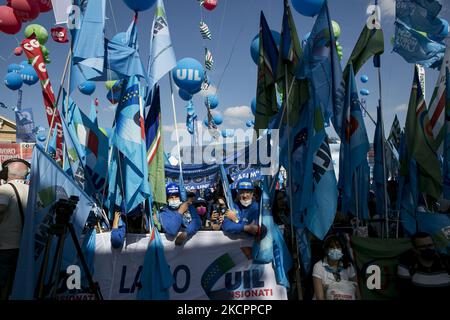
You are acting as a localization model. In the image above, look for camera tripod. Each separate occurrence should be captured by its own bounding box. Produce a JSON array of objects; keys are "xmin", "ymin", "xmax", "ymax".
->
[{"xmin": 35, "ymin": 196, "xmax": 103, "ymax": 300}]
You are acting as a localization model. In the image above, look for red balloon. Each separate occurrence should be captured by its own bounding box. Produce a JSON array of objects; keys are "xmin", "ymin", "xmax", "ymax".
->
[
  {"xmin": 0, "ymin": 6, "xmax": 22, "ymax": 34},
  {"xmin": 203, "ymin": 0, "xmax": 217, "ymax": 11},
  {"xmin": 14, "ymin": 46, "xmax": 23, "ymax": 56},
  {"xmin": 37, "ymin": 0, "xmax": 52, "ymax": 13},
  {"xmin": 10, "ymin": 0, "xmax": 40, "ymax": 22}
]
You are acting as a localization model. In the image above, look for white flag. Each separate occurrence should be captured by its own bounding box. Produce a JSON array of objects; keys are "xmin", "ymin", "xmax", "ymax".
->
[{"xmin": 147, "ymin": 0, "xmax": 177, "ymax": 91}]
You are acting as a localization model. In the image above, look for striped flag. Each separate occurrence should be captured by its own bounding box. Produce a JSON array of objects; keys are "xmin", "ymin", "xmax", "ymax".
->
[
  {"xmin": 199, "ymin": 21, "xmax": 212, "ymax": 40},
  {"xmin": 205, "ymin": 47, "xmax": 214, "ymax": 70},
  {"xmin": 145, "ymin": 86, "xmax": 166, "ymax": 205},
  {"xmin": 428, "ymin": 46, "xmax": 450, "ymax": 154},
  {"xmin": 388, "ymin": 114, "xmax": 401, "ymax": 151}
]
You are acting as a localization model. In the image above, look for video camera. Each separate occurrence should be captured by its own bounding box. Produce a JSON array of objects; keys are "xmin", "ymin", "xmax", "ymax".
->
[{"xmin": 54, "ymin": 196, "xmax": 79, "ymax": 225}]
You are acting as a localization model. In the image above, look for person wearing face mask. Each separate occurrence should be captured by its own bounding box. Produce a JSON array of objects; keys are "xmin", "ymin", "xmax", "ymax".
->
[
  {"xmin": 221, "ymin": 179, "xmax": 260, "ymax": 236},
  {"xmin": 397, "ymin": 232, "xmax": 450, "ymax": 300},
  {"xmin": 160, "ymin": 183, "xmax": 201, "ymax": 246},
  {"xmin": 312, "ymin": 234, "xmax": 360, "ymax": 300},
  {"xmin": 193, "ymin": 197, "xmax": 208, "ymax": 228}
]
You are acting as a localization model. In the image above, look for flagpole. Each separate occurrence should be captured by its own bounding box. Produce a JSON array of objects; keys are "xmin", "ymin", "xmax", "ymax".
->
[
  {"xmin": 169, "ymin": 73, "xmax": 185, "ymax": 193},
  {"xmin": 376, "ymin": 61, "xmax": 389, "ymax": 239},
  {"xmin": 45, "ymin": 49, "xmax": 72, "ymax": 153},
  {"xmin": 374, "ymin": 0, "xmax": 389, "ymax": 240},
  {"xmin": 284, "ymin": 63, "xmax": 303, "ymax": 300}
]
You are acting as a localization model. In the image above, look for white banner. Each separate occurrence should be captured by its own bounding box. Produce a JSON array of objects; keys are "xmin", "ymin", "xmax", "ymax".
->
[
  {"xmin": 51, "ymin": 0, "xmax": 72, "ymax": 25},
  {"xmin": 93, "ymin": 231, "xmax": 288, "ymax": 300}
]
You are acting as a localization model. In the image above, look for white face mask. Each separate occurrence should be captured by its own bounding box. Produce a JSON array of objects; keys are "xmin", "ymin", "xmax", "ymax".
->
[
  {"xmin": 168, "ymin": 199, "xmax": 182, "ymax": 209},
  {"xmin": 240, "ymin": 199, "xmax": 252, "ymax": 207}
]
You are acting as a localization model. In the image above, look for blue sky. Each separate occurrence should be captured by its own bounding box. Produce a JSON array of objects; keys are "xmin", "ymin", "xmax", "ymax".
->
[{"xmin": 0, "ymin": 0, "xmax": 449, "ymax": 152}]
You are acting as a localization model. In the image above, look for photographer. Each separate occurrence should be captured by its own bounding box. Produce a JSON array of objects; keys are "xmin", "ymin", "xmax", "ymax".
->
[
  {"xmin": 0, "ymin": 158, "xmax": 30, "ymax": 300},
  {"xmin": 210, "ymin": 196, "xmax": 228, "ymax": 231}
]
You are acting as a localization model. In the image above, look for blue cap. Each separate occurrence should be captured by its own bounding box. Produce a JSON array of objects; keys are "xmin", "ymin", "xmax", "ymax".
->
[
  {"xmin": 166, "ymin": 182, "xmax": 180, "ymax": 196},
  {"xmin": 236, "ymin": 178, "xmax": 254, "ymax": 190}
]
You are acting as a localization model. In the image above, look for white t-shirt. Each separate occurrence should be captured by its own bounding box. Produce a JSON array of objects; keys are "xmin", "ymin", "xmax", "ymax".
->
[
  {"xmin": 312, "ymin": 259, "xmax": 357, "ymax": 300},
  {"xmin": 0, "ymin": 180, "xmax": 29, "ymax": 250}
]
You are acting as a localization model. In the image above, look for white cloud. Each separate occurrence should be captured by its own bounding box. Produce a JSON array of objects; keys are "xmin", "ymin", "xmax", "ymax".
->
[
  {"xmin": 200, "ymin": 85, "xmax": 217, "ymax": 97},
  {"xmin": 379, "ymin": 0, "xmax": 396, "ymax": 18},
  {"xmin": 394, "ymin": 103, "xmax": 407, "ymax": 112},
  {"xmin": 223, "ymin": 106, "xmax": 252, "ymax": 118}
]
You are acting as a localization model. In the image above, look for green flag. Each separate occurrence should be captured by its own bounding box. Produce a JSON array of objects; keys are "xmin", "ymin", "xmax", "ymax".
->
[
  {"xmin": 275, "ymin": 0, "xmax": 308, "ymax": 125},
  {"xmin": 351, "ymin": 236, "xmax": 412, "ymax": 300},
  {"xmin": 254, "ymin": 11, "xmax": 279, "ymax": 132},
  {"xmin": 405, "ymin": 65, "xmax": 442, "ymax": 200},
  {"xmin": 343, "ymin": 26, "xmax": 384, "ymax": 80}
]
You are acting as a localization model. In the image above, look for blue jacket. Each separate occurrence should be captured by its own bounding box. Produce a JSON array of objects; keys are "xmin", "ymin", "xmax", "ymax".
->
[
  {"xmin": 222, "ymin": 201, "xmax": 259, "ymax": 234},
  {"xmin": 111, "ymin": 218, "xmax": 126, "ymax": 249},
  {"xmin": 160, "ymin": 204, "xmax": 201, "ymax": 238}
]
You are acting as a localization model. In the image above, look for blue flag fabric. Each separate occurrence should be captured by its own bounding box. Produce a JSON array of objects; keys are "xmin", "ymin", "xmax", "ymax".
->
[
  {"xmin": 62, "ymin": 90, "xmax": 109, "ymax": 199},
  {"xmin": 15, "ymin": 108, "xmax": 36, "ymax": 143},
  {"xmin": 297, "ymin": 3, "xmax": 345, "ymax": 131},
  {"xmin": 137, "ymin": 227, "xmax": 174, "ymax": 300},
  {"xmin": 396, "ymin": 0, "xmax": 446, "ymax": 40},
  {"xmin": 252, "ymin": 177, "xmax": 292, "ymax": 288},
  {"xmin": 146, "ymin": 0, "xmax": 177, "ymax": 99},
  {"xmin": 109, "ymin": 76, "xmax": 151, "ymax": 214},
  {"xmin": 393, "ymin": 20, "xmax": 446, "ymax": 69},
  {"xmin": 443, "ymin": 67, "xmax": 450, "ymax": 199},
  {"xmin": 11, "ymin": 145, "xmax": 95, "ymax": 299},
  {"xmin": 303, "ymin": 138, "xmax": 338, "ymax": 240},
  {"xmin": 70, "ymin": 0, "xmax": 106, "ymax": 92},
  {"xmin": 374, "ymin": 106, "xmax": 387, "ymax": 216},
  {"xmin": 402, "ymin": 210, "xmax": 450, "ymax": 254},
  {"xmin": 80, "ymin": 228, "xmax": 96, "ymax": 288},
  {"xmin": 397, "ymin": 132, "xmax": 419, "ymax": 220},
  {"xmin": 296, "ymin": 226, "xmax": 312, "ymax": 274},
  {"xmin": 339, "ymin": 65, "xmax": 370, "ymax": 219}
]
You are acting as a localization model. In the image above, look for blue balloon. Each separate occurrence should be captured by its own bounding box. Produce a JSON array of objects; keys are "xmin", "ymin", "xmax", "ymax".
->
[
  {"xmin": 360, "ymin": 89, "xmax": 370, "ymax": 96},
  {"xmin": 206, "ymin": 95, "xmax": 219, "ymax": 109},
  {"xmin": 4, "ymin": 72, "xmax": 23, "ymax": 91},
  {"xmin": 78, "ymin": 81, "xmax": 96, "ymax": 95},
  {"xmin": 179, "ymin": 88, "xmax": 192, "ymax": 101},
  {"xmin": 7, "ymin": 64, "xmax": 21, "ymax": 73},
  {"xmin": 360, "ymin": 75, "xmax": 369, "ymax": 83},
  {"xmin": 203, "ymin": 119, "xmax": 209, "ymax": 127},
  {"xmin": 123, "ymin": 0, "xmax": 156, "ymax": 12},
  {"xmin": 251, "ymin": 97, "xmax": 256, "ymax": 115},
  {"xmin": 246, "ymin": 120, "xmax": 254, "ymax": 128},
  {"xmin": 172, "ymin": 58, "xmax": 205, "ymax": 95},
  {"xmin": 212, "ymin": 113, "xmax": 223, "ymax": 125},
  {"xmin": 20, "ymin": 66, "xmax": 39, "ymax": 85},
  {"xmin": 291, "ymin": 0, "xmax": 325, "ymax": 17},
  {"xmin": 250, "ymin": 30, "xmax": 281, "ymax": 64},
  {"xmin": 37, "ymin": 134, "xmax": 47, "ymax": 142}
]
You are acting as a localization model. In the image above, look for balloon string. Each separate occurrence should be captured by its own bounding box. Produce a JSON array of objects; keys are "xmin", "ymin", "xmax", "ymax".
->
[
  {"xmin": 214, "ymin": 0, "xmax": 228, "ymax": 63},
  {"xmin": 107, "ymin": 0, "xmax": 119, "ymax": 35},
  {"xmin": 216, "ymin": 0, "xmax": 256, "ymax": 93}
]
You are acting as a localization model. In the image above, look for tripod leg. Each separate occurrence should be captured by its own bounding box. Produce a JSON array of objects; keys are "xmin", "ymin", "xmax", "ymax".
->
[
  {"xmin": 35, "ymin": 232, "xmax": 55, "ymax": 299},
  {"xmin": 68, "ymin": 224, "xmax": 103, "ymax": 300},
  {"xmin": 48, "ymin": 226, "xmax": 68, "ymax": 299}
]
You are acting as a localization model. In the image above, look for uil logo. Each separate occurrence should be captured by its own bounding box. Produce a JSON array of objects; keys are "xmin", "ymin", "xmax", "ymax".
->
[{"xmin": 176, "ymin": 69, "xmax": 202, "ymax": 82}]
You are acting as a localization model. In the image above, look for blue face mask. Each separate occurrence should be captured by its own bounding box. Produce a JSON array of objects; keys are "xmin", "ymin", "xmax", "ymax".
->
[{"xmin": 328, "ymin": 248, "xmax": 343, "ymax": 261}]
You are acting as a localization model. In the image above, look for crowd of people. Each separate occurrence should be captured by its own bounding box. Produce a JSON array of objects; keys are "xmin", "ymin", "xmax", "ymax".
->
[{"xmin": 0, "ymin": 158, "xmax": 449, "ymax": 300}]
